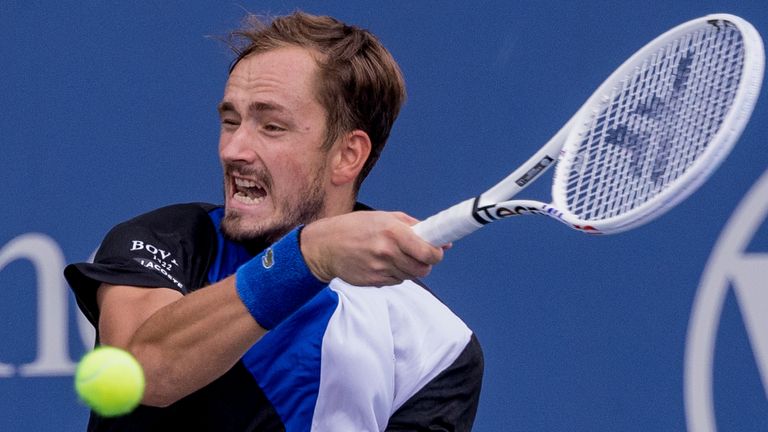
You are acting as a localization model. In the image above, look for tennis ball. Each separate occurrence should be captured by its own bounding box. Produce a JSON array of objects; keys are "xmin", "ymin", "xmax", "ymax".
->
[{"xmin": 75, "ymin": 346, "xmax": 145, "ymax": 417}]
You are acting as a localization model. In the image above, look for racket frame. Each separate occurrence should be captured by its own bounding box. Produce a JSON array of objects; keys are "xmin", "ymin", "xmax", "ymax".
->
[
  {"xmin": 413, "ymin": 13, "xmax": 765, "ymax": 245},
  {"xmin": 551, "ymin": 13, "xmax": 765, "ymax": 234}
]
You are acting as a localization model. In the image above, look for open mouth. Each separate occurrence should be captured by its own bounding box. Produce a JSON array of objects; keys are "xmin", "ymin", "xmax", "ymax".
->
[{"xmin": 233, "ymin": 177, "xmax": 267, "ymax": 205}]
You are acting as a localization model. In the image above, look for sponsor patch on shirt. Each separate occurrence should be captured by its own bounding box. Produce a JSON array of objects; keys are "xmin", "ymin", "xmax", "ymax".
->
[{"xmin": 129, "ymin": 240, "xmax": 183, "ymax": 289}]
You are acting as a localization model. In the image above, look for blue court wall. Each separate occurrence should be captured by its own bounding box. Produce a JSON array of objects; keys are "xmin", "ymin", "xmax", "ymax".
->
[{"xmin": 1, "ymin": 1, "xmax": 767, "ymax": 430}]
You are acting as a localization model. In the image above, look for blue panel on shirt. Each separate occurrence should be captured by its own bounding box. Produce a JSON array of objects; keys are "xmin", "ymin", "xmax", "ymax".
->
[
  {"xmin": 243, "ymin": 288, "xmax": 338, "ymax": 431},
  {"xmin": 207, "ymin": 208, "xmax": 338, "ymax": 431},
  {"xmin": 206, "ymin": 207, "xmax": 254, "ymax": 283}
]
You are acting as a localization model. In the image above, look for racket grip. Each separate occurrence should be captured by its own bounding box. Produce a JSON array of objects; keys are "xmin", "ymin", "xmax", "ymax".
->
[{"xmin": 412, "ymin": 198, "xmax": 483, "ymax": 246}]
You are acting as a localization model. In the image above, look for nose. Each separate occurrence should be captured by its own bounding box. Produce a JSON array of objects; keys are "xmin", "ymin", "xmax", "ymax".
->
[{"xmin": 219, "ymin": 125, "xmax": 259, "ymax": 165}]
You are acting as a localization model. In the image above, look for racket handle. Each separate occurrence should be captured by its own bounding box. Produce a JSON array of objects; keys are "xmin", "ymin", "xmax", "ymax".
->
[{"xmin": 412, "ymin": 198, "xmax": 483, "ymax": 246}]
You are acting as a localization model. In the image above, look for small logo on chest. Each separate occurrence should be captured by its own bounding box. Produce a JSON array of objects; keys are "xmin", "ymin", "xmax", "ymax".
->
[{"xmin": 262, "ymin": 248, "xmax": 274, "ymax": 269}]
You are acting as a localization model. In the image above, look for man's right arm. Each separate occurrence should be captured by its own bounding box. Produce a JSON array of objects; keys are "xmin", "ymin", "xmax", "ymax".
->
[
  {"xmin": 97, "ymin": 276, "xmax": 265, "ymax": 407},
  {"xmin": 93, "ymin": 210, "xmax": 445, "ymax": 407}
]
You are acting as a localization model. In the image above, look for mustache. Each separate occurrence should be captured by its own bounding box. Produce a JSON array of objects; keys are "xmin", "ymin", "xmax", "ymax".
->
[{"xmin": 224, "ymin": 163, "xmax": 273, "ymax": 191}]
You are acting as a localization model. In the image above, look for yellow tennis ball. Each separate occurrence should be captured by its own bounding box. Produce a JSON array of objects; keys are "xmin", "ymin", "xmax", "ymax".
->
[{"xmin": 75, "ymin": 346, "xmax": 145, "ymax": 417}]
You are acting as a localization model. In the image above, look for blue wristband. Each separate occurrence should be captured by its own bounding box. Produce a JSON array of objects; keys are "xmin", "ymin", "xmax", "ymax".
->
[{"xmin": 235, "ymin": 226, "xmax": 327, "ymax": 329}]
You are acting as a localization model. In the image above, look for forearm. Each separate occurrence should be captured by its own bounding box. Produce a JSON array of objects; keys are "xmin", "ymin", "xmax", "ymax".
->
[
  {"xmin": 97, "ymin": 213, "xmax": 444, "ymax": 407},
  {"xmin": 119, "ymin": 227, "xmax": 324, "ymax": 406},
  {"xmin": 126, "ymin": 276, "xmax": 265, "ymax": 406}
]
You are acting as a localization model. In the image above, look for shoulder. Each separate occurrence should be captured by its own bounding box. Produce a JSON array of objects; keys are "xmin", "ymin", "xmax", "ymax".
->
[
  {"xmin": 112, "ymin": 202, "xmax": 219, "ymax": 232},
  {"xmin": 326, "ymin": 278, "xmax": 476, "ymax": 386},
  {"xmin": 329, "ymin": 278, "xmax": 472, "ymax": 341},
  {"xmin": 95, "ymin": 202, "xmax": 221, "ymax": 281},
  {"xmin": 64, "ymin": 203, "xmax": 222, "ymax": 325},
  {"xmin": 100, "ymin": 202, "xmax": 220, "ymax": 254},
  {"xmin": 314, "ymin": 280, "xmax": 481, "ymax": 429}
]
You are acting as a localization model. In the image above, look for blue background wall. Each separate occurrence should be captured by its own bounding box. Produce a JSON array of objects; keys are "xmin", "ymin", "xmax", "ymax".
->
[{"xmin": 1, "ymin": 1, "xmax": 766, "ymax": 430}]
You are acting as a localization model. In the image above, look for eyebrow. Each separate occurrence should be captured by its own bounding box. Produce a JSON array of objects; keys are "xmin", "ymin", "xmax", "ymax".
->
[
  {"xmin": 216, "ymin": 101, "xmax": 289, "ymax": 116},
  {"xmin": 248, "ymin": 101, "xmax": 288, "ymax": 115},
  {"xmin": 217, "ymin": 101, "xmax": 235, "ymax": 115}
]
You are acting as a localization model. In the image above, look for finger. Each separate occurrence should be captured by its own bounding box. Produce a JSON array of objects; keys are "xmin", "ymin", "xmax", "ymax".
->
[
  {"xmin": 390, "ymin": 211, "xmax": 420, "ymax": 226},
  {"xmin": 381, "ymin": 276, "xmax": 405, "ymax": 287},
  {"xmin": 370, "ymin": 271, "xmax": 405, "ymax": 288},
  {"xmin": 389, "ymin": 250, "xmax": 435, "ymax": 280},
  {"xmin": 396, "ymin": 228, "xmax": 444, "ymax": 266},
  {"xmin": 390, "ymin": 212, "xmax": 452, "ymax": 250}
]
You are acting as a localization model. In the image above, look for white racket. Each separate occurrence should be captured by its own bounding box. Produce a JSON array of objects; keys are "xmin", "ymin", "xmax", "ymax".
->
[{"xmin": 413, "ymin": 13, "xmax": 765, "ymax": 245}]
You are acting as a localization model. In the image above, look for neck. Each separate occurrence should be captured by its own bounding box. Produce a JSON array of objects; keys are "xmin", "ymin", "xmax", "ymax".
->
[{"xmin": 321, "ymin": 188, "xmax": 357, "ymax": 218}]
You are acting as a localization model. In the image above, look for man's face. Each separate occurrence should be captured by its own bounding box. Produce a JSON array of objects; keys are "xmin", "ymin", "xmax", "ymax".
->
[{"xmin": 218, "ymin": 46, "xmax": 332, "ymax": 243}]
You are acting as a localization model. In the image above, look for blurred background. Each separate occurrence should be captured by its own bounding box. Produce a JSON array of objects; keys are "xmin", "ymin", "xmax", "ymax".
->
[{"xmin": 1, "ymin": 1, "xmax": 766, "ymax": 430}]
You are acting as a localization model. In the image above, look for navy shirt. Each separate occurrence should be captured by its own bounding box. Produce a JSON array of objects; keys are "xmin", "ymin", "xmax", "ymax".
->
[{"xmin": 65, "ymin": 203, "xmax": 483, "ymax": 431}]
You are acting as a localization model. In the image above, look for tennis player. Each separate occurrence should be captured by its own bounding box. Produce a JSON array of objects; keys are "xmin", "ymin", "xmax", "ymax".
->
[{"xmin": 65, "ymin": 11, "xmax": 483, "ymax": 431}]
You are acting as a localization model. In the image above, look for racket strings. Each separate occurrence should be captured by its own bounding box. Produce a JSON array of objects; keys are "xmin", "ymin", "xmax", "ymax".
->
[{"xmin": 562, "ymin": 21, "xmax": 745, "ymax": 221}]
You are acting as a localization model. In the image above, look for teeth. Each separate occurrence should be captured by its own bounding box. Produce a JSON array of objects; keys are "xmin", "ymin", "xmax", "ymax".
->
[
  {"xmin": 232, "ymin": 177, "xmax": 266, "ymax": 205},
  {"xmin": 234, "ymin": 192, "xmax": 265, "ymax": 205},
  {"xmin": 235, "ymin": 178, "xmax": 258, "ymax": 188}
]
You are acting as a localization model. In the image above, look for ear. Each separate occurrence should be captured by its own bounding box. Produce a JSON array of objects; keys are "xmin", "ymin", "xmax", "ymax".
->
[{"xmin": 329, "ymin": 130, "xmax": 371, "ymax": 186}]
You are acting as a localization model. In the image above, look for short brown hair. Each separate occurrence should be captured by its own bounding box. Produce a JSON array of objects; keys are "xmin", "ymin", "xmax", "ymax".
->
[{"xmin": 226, "ymin": 11, "xmax": 406, "ymax": 191}]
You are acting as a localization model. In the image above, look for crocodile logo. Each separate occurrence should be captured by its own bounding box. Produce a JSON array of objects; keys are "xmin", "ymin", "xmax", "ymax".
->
[{"xmin": 262, "ymin": 248, "xmax": 274, "ymax": 269}]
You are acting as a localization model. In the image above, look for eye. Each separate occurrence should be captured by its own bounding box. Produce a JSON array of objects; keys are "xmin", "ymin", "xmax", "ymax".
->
[
  {"xmin": 220, "ymin": 118, "xmax": 240, "ymax": 130},
  {"xmin": 263, "ymin": 123, "xmax": 286, "ymax": 133}
]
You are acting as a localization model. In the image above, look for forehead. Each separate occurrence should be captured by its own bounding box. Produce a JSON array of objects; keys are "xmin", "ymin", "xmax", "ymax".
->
[{"xmin": 223, "ymin": 46, "xmax": 322, "ymax": 110}]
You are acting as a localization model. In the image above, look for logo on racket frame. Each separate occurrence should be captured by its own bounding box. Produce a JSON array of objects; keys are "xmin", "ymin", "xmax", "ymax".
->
[
  {"xmin": 515, "ymin": 156, "xmax": 554, "ymax": 187},
  {"xmin": 470, "ymin": 197, "xmax": 599, "ymax": 233}
]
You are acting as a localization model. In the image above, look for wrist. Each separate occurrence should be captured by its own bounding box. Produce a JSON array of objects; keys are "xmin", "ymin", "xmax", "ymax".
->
[
  {"xmin": 235, "ymin": 226, "xmax": 327, "ymax": 329},
  {"xmin": 298, "ymin": 221, "xmax": 333, "ymax": 283}
]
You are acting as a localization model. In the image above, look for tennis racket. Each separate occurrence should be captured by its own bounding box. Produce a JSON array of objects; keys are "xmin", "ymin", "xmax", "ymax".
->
[{"xmin": 413, "ymin": 13, "xmax": 765, "ymax": 245}]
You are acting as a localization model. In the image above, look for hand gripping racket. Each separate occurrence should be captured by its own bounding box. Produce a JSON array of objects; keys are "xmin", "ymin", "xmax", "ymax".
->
[{"xmin": 413, "ymin": 13, "xmax": 764, "ymax": 245}]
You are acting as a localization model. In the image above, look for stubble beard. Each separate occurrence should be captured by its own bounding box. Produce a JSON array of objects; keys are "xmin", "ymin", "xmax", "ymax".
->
[{"xmin": 220, "ymin": 164, "xmax": 327, "ymax": 245}]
